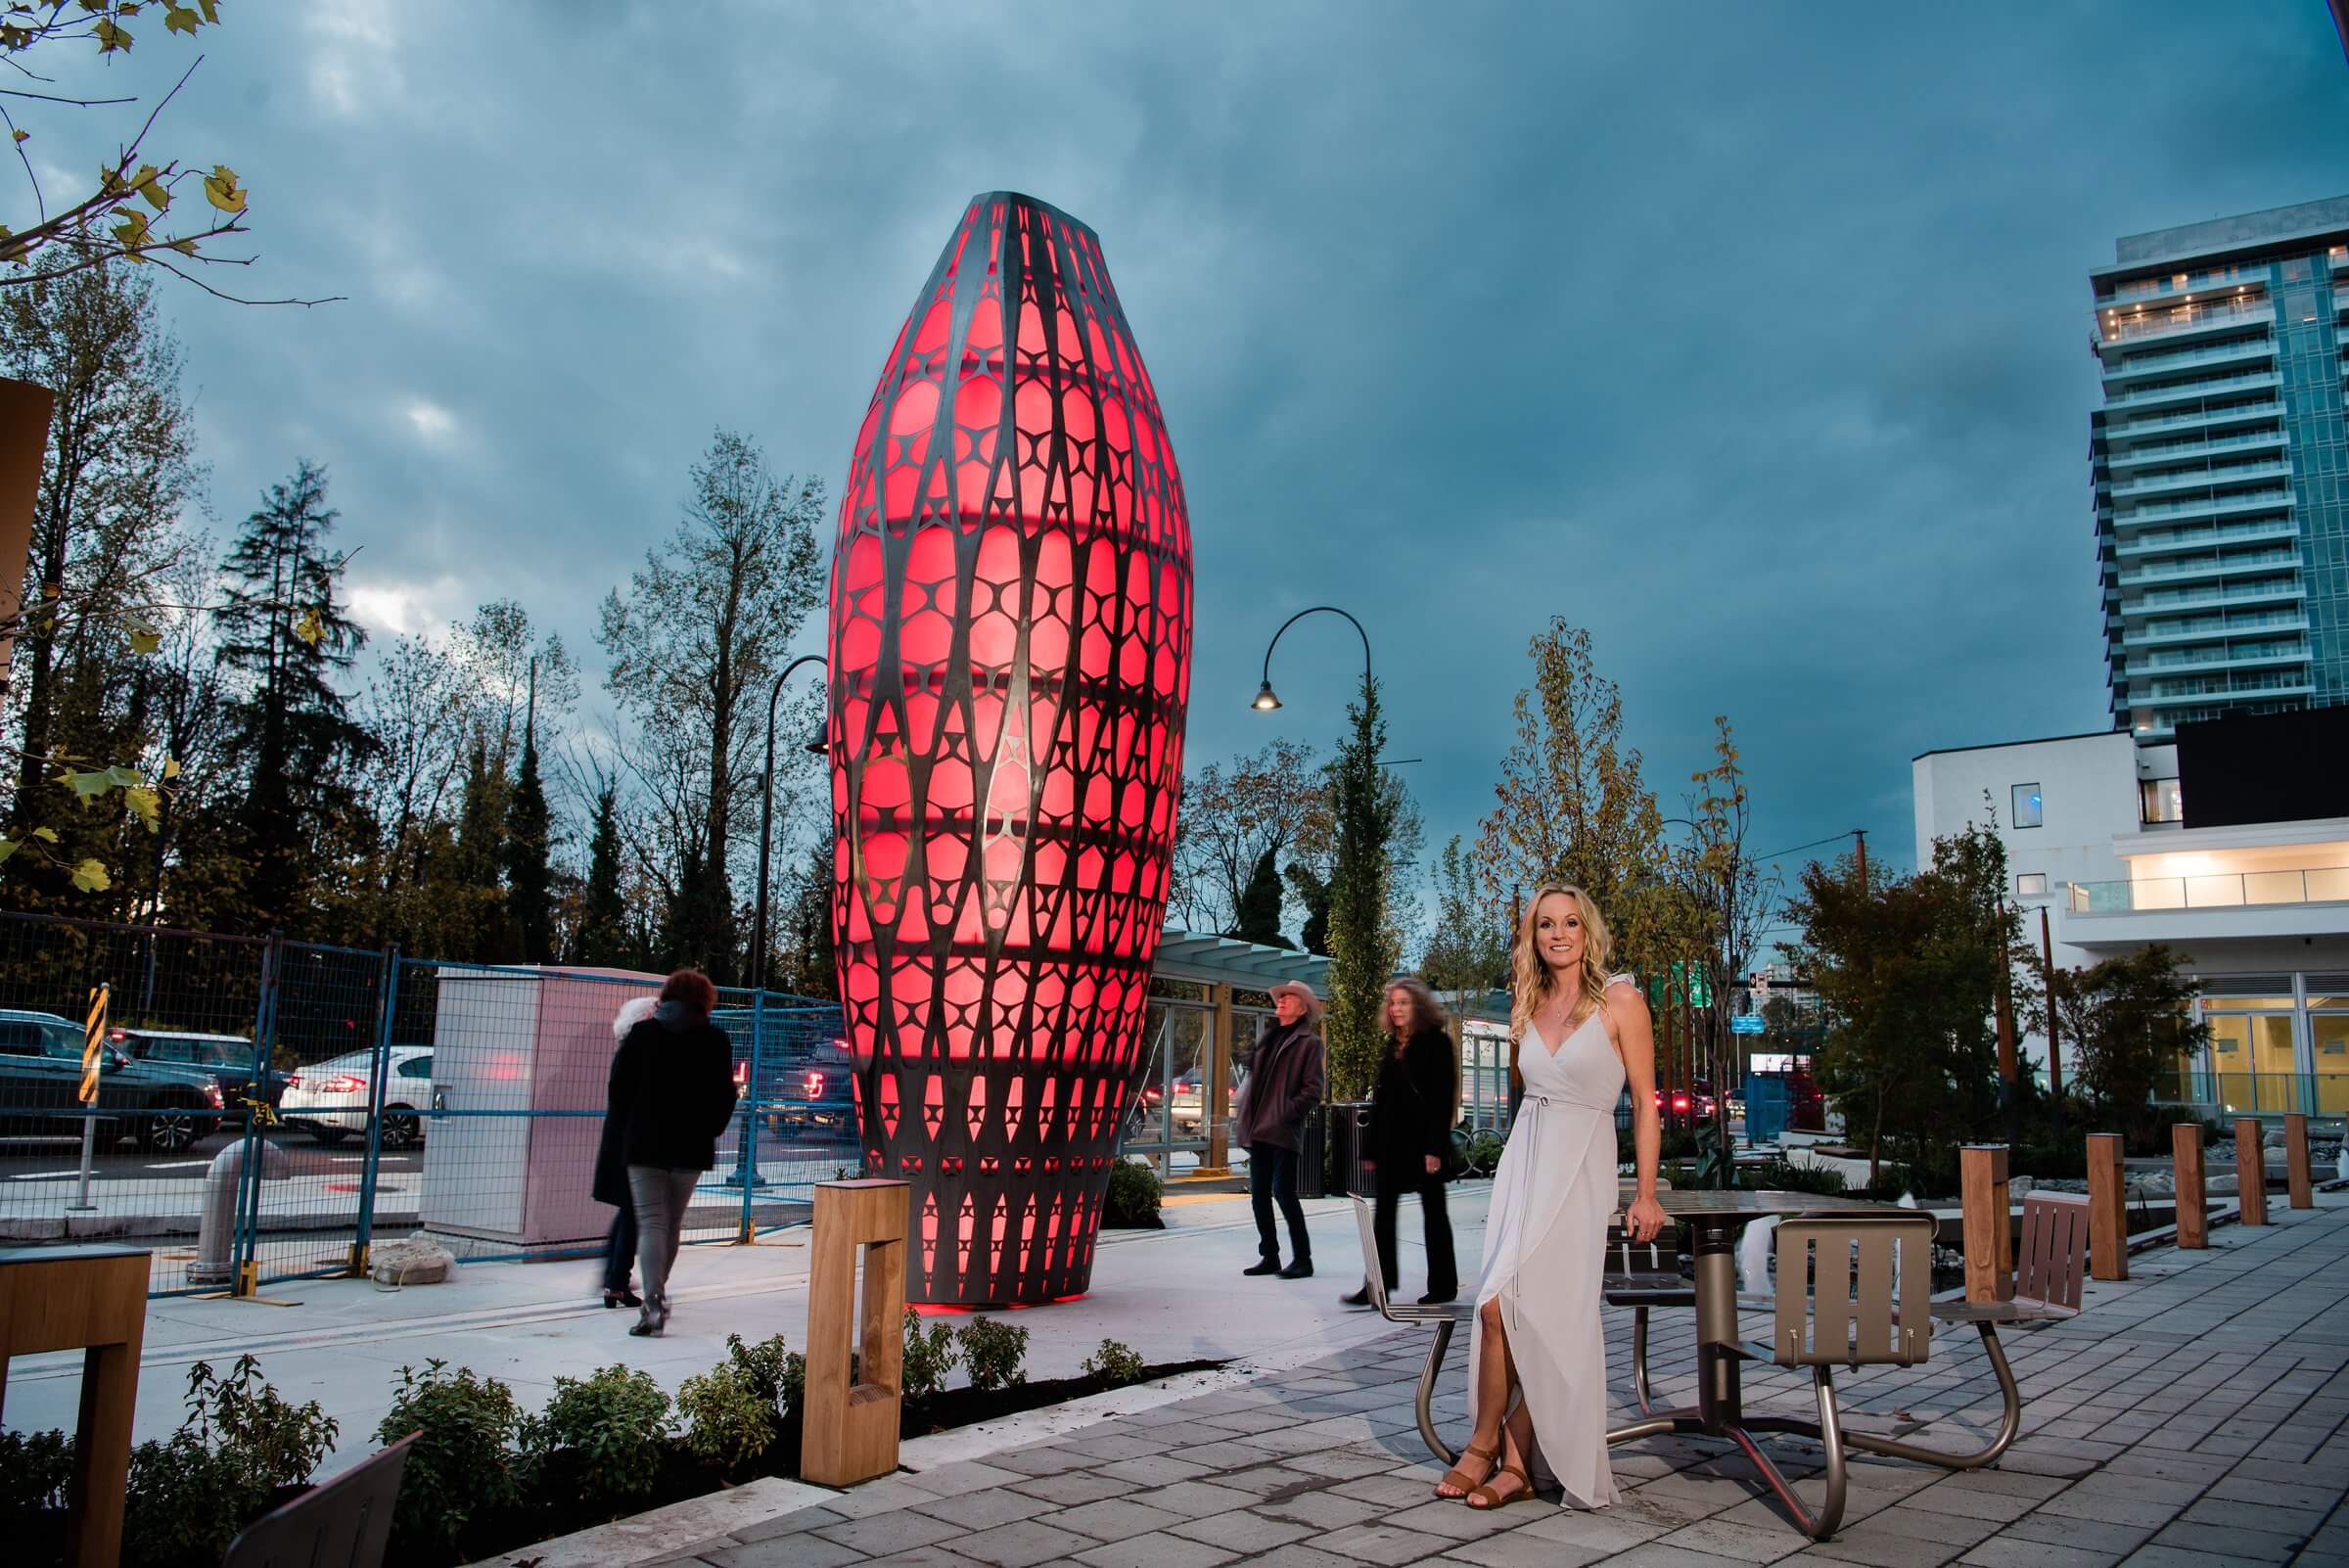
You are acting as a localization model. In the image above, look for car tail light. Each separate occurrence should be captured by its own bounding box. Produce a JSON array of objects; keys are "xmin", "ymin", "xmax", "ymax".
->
[
  {"xmin": 205, "ymin": 1083, "xmax": 224, "ymax": 1108},
  {"xmin": 319, "ymin": 1074, "xmax": 366, "ymax": 1095},
  {"xmin": 734, "ymin": 1062, "xmax": 748, "ymax": 1085},
  {"xmin": 804, "ymin": 1071, "xmax": 824, "ymax": 1099},
  {"xmin": 1673, "ymin": 1094, "xmax": 1690, "ymax": 1112},
  {"xmin": 283, "ymin": 1075, "xmax": 300, "ymax": 1088},
  {"xmin": 108, "ymin": 1028, "xmax": 128, "ymax": 1042}
]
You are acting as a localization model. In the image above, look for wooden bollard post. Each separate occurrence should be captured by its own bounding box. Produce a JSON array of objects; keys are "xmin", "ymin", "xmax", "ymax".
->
[
  {"xmin": 2283, "ymin": 1114, "xmax": 2312, "ymax": 1210},
  {"xmin": 1960, "ymin": 1144, "xmax": 2012, "ymax": 1304},
  {"xmin": 802, "ymin": 1179, "xmax": 909, "ymax": 1488},
  {"xmin": 2173, "ymin": 1123, "xmax": 2207, "ymax": 1249},
  {"xmin": 2086, "ymin": 1133, "xmax": 2128, "ymax": 1281},
  {"xmin": 2234, "ymin": 1118, "xmax": 2269, "ymax": 1225}
]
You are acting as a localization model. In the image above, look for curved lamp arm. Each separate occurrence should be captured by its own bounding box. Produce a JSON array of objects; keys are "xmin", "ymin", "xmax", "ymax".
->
[{"xmin": 1255, "ymin": 605, "xmax": 1371, "ymax": 710}]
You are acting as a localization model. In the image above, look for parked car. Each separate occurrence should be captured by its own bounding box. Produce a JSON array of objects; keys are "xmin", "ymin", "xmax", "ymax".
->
[
  {"xmin": 279, "ymin": 1045, "xmax": 432, "ymax": 1148},
  {"xmin": 111, "ymin": 1028, "xmax": 288, "ymax": 1115},
  {"xmin": 1170, "ymin": 1069, "xmax": 1235, "ymax": 1134},
  {"xmin": 0, "ymin": 1008, "xmax": 226, "ymax": 1152},
  {"xmin": 713, "ymin": 1009, "xmax": 858, "ymax": 1137}
]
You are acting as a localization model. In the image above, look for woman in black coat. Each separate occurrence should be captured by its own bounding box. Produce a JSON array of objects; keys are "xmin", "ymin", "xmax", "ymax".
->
[
  {"xmin": 600, "ymin": 969, "xmax": 738, "ymax": 1337},
  {"xmin": 1344, "ymin": 976, "xmax": 1459, "ymax": 1307},
  {"xmin": 592, "ymin": 997, "xmax": 659, "ymax": 1309}
]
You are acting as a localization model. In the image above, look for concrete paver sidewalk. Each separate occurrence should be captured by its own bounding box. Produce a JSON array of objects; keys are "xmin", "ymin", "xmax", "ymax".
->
[{"xmin": 612, "ymin": 1197, "xmax": 2349, "ymax": 1568}]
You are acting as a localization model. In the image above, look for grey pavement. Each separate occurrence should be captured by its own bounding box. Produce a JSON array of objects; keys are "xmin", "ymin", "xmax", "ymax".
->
[{"xmin": 612, "ymin": 1196, "xmax": 2349, "ymax": 1568}]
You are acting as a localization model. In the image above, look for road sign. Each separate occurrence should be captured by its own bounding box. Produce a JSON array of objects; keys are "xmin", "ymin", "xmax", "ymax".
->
[
  {"xmin": 1730, "ymin": 1014, "xmax": 1765, "ymax": 1035},
  {"xmin": 79, "ymin": 983, "xmax": 108, "ymax": 1105}
]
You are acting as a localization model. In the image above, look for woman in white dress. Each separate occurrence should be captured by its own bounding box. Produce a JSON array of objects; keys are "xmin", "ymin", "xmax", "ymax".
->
[{"xmin": 1435, "ymin": 884, "xmax": 1665, "ymax": 1509}]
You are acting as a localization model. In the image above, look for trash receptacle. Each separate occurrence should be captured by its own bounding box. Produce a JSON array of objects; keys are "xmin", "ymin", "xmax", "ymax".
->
[
  {"xmin": 1326, "ymin": 1101, "xmax": 1374, "ymax": 1197},
  {"xmin": 1297, "ymin": 1104, "xmax": 1327, "ymax": 1199}
]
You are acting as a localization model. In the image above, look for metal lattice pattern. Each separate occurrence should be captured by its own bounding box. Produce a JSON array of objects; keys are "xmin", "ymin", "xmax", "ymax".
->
[{"xmin": 827, "ymin": 192, "xmax": 1193, "ymax": 1304}]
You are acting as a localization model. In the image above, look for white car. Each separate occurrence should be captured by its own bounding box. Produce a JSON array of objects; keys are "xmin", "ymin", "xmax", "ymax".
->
[{"xmin": 279, "ymin": 1045, "xmax": 433, "ymax": 1148}]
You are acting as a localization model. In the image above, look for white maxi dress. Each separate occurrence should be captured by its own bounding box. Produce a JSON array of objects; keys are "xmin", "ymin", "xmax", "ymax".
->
[{"xmin": 1470, "ymin": 979, "xmax": 1632, "ymax": 1508}]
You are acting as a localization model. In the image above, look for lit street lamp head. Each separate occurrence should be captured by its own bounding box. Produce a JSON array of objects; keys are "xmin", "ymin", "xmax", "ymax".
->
[{"xmin": 1252, "ymin": 680, "xmax": 1282, "ymax": 712}]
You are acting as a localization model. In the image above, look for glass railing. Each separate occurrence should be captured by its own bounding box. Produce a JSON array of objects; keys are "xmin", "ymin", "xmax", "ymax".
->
[
  {"xmin": 2105, "ymin": 429, "xmax": 2287, "ymax": 467},
  {"xmin": 2129, "ymin": 644, "xmax": 2304, "ymax": 673},
  {"xmin": 2069, "ymin": 866, "xmax": 2349, "ymax": 913},
  {"xmin": 2099, "ymin": 297, "xmax": 2273, "ymax": 343},
  {"xmin": 2117, "ymin": 520, "xmax": 2297, "ymax": 555},
  {"xmin": 2107, "ymin": 371, "xmax": 2280, "ymax": 407},
  {"xmin": 2114, "ymin": 490, "xmax": 2292, "ymax": 525},
  {"xmin": 2153, "ymin": 1071, "xmax": 2349, "ymax": 1117},
  {"xmin": 2137, "ymin": 580, "xmax": 2301, "ymax": 610},
  {"xmin": 2123, "ymin": 611, "xmax": 2306, "ymax": 645},
  {"xmin": 2098, "ymin": 264, "xmax": 2266, "ymax": 306},
  {"xmin": 2107, "ymin": 401, "xmax": 2281, "ymax": 438},
  {"xmin": 2103, "ymin": 337, "xmax": 2273, "ymax": 379},
  {"xmin": 2110, "ymin": 460, "xmax": 2291, "ymax": 496}
]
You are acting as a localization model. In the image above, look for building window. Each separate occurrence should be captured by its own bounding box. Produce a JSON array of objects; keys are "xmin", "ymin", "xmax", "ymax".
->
[
  {"xmin": 2141, "ymin": 778, "xmax": 2183, "ymax": 824},
  {"xmin": 2011, "ymin": 783, "xmax": 2043, "ymax": 829},
  {"xmin": 2016, "ymin": 873, "xmax": 2049, "ymax": 899}
]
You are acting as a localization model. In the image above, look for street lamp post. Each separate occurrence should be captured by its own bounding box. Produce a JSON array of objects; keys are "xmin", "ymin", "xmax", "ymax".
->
[
  {"xmin": 1252, "ymin": 604, "xmax": 1372, "ymax": 715},
  {"xmin": 749, "ymin": 652, "xmax": 830, "ymax": 995}
]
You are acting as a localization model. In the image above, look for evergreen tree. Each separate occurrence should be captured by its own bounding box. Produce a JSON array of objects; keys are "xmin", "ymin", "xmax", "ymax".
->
[
  {"xmin": 1284, "ymin": 862, "xmax": 1331, "ymax": 957},
  {"xmin": 1231, "ymin": 847, "xmax": 1290, "ymax": 947},
  {"xmin": 452, "ymin": 739, "xmax": 512, "ymax": 962},
  {"xmin": 213, "ymin": 461, "xmax": 367, "ymax": 929},
  {"xmin": 1321, "ymin": 676, "xmax": 1400, "ymax": 1098},
  {"xmin": 576, "ymin": 780, "xmax": 627, "ymax": 965},
  {"xmin": 504, "ymin": 703, "xmax": 553, "ymax": 963},
  {"xmin": 781, "ymin": 840, "xmax": 837, "ymax": 1000}
]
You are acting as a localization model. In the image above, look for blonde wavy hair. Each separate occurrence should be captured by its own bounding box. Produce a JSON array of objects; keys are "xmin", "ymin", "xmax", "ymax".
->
[{"xmin": 1508, "ymin": 884, "xmax": 1616, "ymax": 1052}]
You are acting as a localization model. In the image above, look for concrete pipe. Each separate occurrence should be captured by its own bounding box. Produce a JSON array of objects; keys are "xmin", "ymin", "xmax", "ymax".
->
[{"xmin": 187, "ymin": 1136, "xmax": 292, "ymax": 1286}]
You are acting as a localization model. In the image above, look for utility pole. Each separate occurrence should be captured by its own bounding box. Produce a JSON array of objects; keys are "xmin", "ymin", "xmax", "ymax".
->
[{"xmin": 1853, "ymin": 828, "xmax": 1868, "ymax": 889}]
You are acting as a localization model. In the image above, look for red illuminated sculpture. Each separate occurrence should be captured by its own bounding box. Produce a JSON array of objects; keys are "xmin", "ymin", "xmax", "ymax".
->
[{"xmin": 826, "ymin": 193, "xmax": 1193, "ymax": 1305}]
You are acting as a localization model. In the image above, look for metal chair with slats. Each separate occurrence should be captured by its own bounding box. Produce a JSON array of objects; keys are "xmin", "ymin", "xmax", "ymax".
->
[{"xmin": 220, "ymin": 1432, "xmax": 415, "ymax": 1568}]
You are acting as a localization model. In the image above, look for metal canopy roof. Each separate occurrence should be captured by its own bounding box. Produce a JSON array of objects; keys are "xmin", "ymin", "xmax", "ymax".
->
[{"xmin": 1152, "ymin": 931, "xmax": 1330, "ymax": 992}]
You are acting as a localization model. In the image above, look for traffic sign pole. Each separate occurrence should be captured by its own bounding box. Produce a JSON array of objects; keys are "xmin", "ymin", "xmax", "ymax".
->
[{"xmin": 68, "ymin": 983, "xmax": 109, "ymax": 1212}]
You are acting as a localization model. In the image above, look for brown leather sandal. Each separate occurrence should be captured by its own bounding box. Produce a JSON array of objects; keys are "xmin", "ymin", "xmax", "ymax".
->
[
  {"xmin": 1433, "ymin": 1439, "xmax": 1499, "ymax": 1499},
  {"xmin": 1465, "ymin": 1462, "xmax": 1534, "ymax": 1510}
]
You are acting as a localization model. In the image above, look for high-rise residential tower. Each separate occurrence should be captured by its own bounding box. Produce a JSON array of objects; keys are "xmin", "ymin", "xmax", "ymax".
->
[{"xmin": 2091, "ymin": 196, "xmax": 2349, "ymax": 739}]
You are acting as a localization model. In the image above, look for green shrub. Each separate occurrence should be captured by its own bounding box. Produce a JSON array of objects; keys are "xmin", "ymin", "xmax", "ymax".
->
[
  {"xmin": 675, "ymin": 1362, "xmax": 775, "ymax": 1476},
  {"xmin": 529, "ymin": 1364, "xmax": 671, "ymax": 1508},
  {"xmin": 780, "ymin": 1351, "xmax": 807, "ymax": 1417},
  {"xmin": 1751, "ymin": 1156, "xmax": 1848, "ymax": 1196},
  {"xmin": 124, "ymin": 1357, "xmax": 339, "ymax": 1568},
  {"xmin": 1081, "ymin": 1339, "xmax": 1146, "ymax": 1388},
  {"xmin": 957, "ymin": 1316, "xmax": 1030, "ymax": 1392},
  {"xmin": 902, "ymin": 1309, "xmax": 960, "ymax": 1401},
  {"xmin": 0, "ymin": 1428, "xmax": 72, "ymax": 1523},
  {"xmin": 722, "ymin": 1331, "xmax": 792, "ymax": 1410},
  {"xmin": 377, "ymin": 1360, "xmax": 527, "ymax": 1554},
  {"xmin": 1102, "ymin": 1157, "xmax": 1163, "ymax": 1225},
  {"xmin": 1462, "ymin": 1130, "xmax": 1504, "ymax": 1176}
]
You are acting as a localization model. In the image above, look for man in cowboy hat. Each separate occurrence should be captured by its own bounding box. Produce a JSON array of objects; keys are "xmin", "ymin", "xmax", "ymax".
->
[{"xmin": 1236, "ymin": 979, "xmax": 1325, "ymax": 1278}]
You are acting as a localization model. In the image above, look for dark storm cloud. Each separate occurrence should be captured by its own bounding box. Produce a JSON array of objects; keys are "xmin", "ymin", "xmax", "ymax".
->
[{"xmin": 25, "ymin": 2, "xmax": 2345, "ymax": 898}]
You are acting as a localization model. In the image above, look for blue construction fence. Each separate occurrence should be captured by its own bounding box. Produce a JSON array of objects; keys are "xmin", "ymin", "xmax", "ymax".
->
[{"xmin": 0, "ymin": 909, "xmax": 852, "ymax": 1297}]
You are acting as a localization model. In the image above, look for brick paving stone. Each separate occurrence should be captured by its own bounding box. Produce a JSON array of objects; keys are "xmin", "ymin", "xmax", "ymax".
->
[
  {"xmin": 814, "ymin": 1510, "xmax": 972, "ymax": 1558},
  {"xmin": 1120, "ymin": 1481, "xmax": 1260, "ymax": 1520},
  {"xmin": 728, "ymin": 1504, "xmax": 852, "ymax": 1544},
  {"xmin": 1241, "ymin": 1545, "xmax": 1368, "ymax": 1568},
  {"xmin": 1997, "ymin": 1511, "xmax": 2156, "ymax": 1555},
  {"xmin": 702, "ymin": 1534, "xmax": 871, "ymax": 1568},
  {"xmin": 1041, "ymin": 1499, "xmax": 1190, "ymax": 1544},
  {"xmin": 2036, "ymin": 1486, "xmax": 2188, "ymax": 1529},
  {"xmin": 1790, "ymin": 1518, "xmax": 1969, "ymax": 1567},
  {"xmin": 1648, "ymin": 1516, "xmax": 1813, "ymax": 1562},
  {"xmin": 1092, "ymin": 1455, "xmax": 1219, "ymax": 1488},
  {"xmin": 1303, "ymin": 1521, "xmax": 1459, "ymax": 1565},
  {"xmin": 953, "ymin": 1518, "xmax": 1103, "ymax": 1568},
  {"xmin": 990, "ymin": 1447, "xmax": 1107, "ymax": 1478},
  {"xmin": 1249, "ymin": 1489, "xmax": 1390, "ymax": 1530},
  {"xmin": 1068, "ymin": 1532, "xmax": 1240, "ymax": 1568},
  {"xmin": 1009, "ymin": 1472, "xmax": 1133, "ymax": 1507},
  {"xmin": 855, "ymin": 1549, "xmax": 990, "ymax": 1568},
  {"xmin": 910, "ymin": 1487, "xmax": 1063, "ymax": 1532},
  {"xmin": 1284, "ymin": 1447, "xmax": 1405, "ymax": 1480},
  {"xmin": 2177, "ymin": 1496, "xmax": 2329, "ymax": 1536},
  {"xmin": 1328, "ymin": 1470, "xmax": 1445, "ymax": 1508},
  {"xmin": 905, "ymin": 1461, "xmax": 1035, "ymax": 1498},
  {"xmin": 1168, "ymin": 1439, "xmax": 1285, "ymax": 1468},
  {"xmin": 1187, "ymin": 1463, "xmax": 1322, "ymax": 1498},
  {"xmin": 2111, "ymin": 1547, "xmax": 2283, "ymax": 1568},
  {"xmin": 1597, "ymin": 1543, "xmax": 1764, "ymax": 1568},
  {"xmin": 1165, "ymin": 1509, "xmax": 1318, "ymax": 1553},
  {"xmin": 1896, "ymin": 1483, "xmax": 2038, "ymax": 1524},
  {"xmin": 835, "ymin": 1478, "xmax": 968, "ymax": 1518},
  {"xmin": 1957, "ymin": 1540, "xmax": 2128, "ymax": 1568},
  {"xmin": 2146, "ymin": 1519, "xmax": 2307, "ymax": 1561}
]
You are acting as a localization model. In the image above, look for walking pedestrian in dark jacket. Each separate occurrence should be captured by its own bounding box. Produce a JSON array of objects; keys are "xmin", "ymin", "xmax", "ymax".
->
[
  {"xmin": 1237, "ymin": 980, "xmax": 1325, "ymax": 1279},
  {"xmin": 602, "ymin": 969, "xmax": 737, "ymax": 1337},
  {"xmin": 1343, "ymin": 977, "xmax": 1459, "ymax": 1308},
  {"xmin": 592, "ymin": 994, "xmax": 660, "ymax": 1309}
]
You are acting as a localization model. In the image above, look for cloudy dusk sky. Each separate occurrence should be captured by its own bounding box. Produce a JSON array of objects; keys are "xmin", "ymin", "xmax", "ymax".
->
[{"xmin": 20, "ymin": 2, "xmax": 2349, "ymax": 908}]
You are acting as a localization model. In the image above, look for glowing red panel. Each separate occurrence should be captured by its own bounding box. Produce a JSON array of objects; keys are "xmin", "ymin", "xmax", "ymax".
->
[{"xmin": 829, "ymin": 193, "xmax": 1191, "ymax": 1305}]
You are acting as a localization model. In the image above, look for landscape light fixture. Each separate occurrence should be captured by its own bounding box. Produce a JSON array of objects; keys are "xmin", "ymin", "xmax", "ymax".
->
[{"xmin": 1252, "ymin": 680, "xmax": 1281, "ymax": 712}]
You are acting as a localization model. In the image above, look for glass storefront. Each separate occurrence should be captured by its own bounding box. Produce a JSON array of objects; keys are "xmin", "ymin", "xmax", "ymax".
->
[{"xmin": 2178, "ymin": 976, "xmax": 2349, "ymax": 1115}]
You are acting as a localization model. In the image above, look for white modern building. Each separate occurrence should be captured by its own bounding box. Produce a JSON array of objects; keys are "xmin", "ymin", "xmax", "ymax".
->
[{"xmin": 1912, "ymin": 716, "xmax": 2348, "ymax": 1119}]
